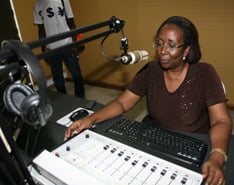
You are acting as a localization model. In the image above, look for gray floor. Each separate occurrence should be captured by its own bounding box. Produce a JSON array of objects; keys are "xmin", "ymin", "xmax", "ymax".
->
[{"xmin": 50, "ymin": 81, "xmax": 234, "ymax": 134}]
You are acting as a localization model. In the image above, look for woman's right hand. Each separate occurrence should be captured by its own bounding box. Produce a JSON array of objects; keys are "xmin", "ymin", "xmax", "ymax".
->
[{"xmin": 64, "ymin": 117, "xmax": 93, "ymax": 141}]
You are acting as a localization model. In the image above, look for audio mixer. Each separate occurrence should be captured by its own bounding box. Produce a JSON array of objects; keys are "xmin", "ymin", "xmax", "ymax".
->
[{"xmin": 31, "ymin": 129, "xmax": 204, "ymax": 185}]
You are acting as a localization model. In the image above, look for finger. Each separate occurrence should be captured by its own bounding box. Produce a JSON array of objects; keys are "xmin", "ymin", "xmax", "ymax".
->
[
  {"xmin": 70, "ymin": 130, "xmax": 78, "ymax": 138},
  {"xmin": 67, "ymin": 123, "xmax": 82, "ymax": 138},
  {"xmin": 218, "ymin": 179, "xmax": 223, "ymax": 185},
  {"xmin": 64, "ymin": 122, "xmax": 78, "ymax": 140},
  {"xmin": 207, "ymin": 171, "xmax": 224, "ymax": 185},
  {"xmin": 214, "ymin": 173, "xmax": 225, "ymax": 185},
  {"xmin": 64, "ymin": 132, "xmax": 69, "ymax": 141},
  {"xmin": 203, "ymin": 167, "xmax": 216, "ymax": 184},
  {"xmin": 202, "ymin": 162, "xmax": 209, "ymax": 179},
  {"xmin": 214, "ymin": 178, "xmax": 225, "ymax": 185},
  {"xmin": 64, "ymin": 120, "xmax": 85, "ymax": 140},
  {"xmin": 64, "ymin": 127, "xmax": 72, "ymax": 141}
]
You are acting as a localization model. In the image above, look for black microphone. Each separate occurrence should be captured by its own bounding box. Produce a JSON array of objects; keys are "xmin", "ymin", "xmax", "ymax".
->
[{"xmin": 114, "ymin": 50, "xmax": 149, "ymax": 64}]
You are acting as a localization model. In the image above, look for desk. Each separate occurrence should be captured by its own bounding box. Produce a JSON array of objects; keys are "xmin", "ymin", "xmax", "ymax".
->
[
  {"xmin": 3, "ymin": 91, "xmax": 234, "ymax": 184},
  {"xmin": 17, "ymin": 91, "xmax": 103, "ymax": 156}
]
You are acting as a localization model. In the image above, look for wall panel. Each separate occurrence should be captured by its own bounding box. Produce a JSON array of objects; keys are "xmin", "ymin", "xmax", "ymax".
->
[{"xmin": 13, "ymin": 0, "xmax": 234, "ymax": 105}]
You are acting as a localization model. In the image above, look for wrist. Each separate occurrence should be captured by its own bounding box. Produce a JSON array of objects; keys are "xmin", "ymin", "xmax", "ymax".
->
[
  {"xmin": 210, "ymin": 148, "xmax": 228, "ymax": 163},
  {"xmin": 85, "ymin": 115, "xmax": 96, "ymax": 128}
]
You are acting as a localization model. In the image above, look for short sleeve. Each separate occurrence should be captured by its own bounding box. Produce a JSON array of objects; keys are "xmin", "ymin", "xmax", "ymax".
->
[
  {"xmin": 33, "ymin": 3, "xmax": 43, "ymax": 24},
  {"xmin": 203, "ymin": 64, "xmax": 226, "ymax": 106},
  {"xmin": 127, "ymin": 63, "xmax": 151, "ymax": 97},
  {"xmin": 64, "ymin": 0, "xmax": 74, "ymax": 18}
]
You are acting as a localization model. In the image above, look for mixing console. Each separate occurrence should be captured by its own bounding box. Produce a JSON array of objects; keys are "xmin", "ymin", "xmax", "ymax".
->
[{"xmin": 32, "ymin": 130, "xmax": 204, "ymax": 185}]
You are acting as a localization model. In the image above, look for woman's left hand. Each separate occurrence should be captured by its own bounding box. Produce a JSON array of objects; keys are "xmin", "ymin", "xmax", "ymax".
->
[{"xmin": 202, "ymin": 155, "xmax": 226, "ymax": 185}]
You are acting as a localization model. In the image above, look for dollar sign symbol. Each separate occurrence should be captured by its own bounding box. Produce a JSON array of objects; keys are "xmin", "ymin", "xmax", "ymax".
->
[{"xmin": 47, "ymin": 7, "xmax": 54, "ymax": 18}]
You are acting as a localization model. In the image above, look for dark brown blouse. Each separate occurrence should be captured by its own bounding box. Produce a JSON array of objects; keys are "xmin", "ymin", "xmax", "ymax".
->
[{"xmin": 128, "ymin": 61, "xmax": 226, "ymax": 133}]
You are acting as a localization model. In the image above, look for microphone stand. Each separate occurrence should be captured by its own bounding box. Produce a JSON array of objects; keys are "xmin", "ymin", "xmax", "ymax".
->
[
  {"xmin": 0, "ymin": 116, "xmax": 36, "ymax": 185},
  {"xmin": 0, "ymin": 16, "xmax": 125, "ymax": 184}
]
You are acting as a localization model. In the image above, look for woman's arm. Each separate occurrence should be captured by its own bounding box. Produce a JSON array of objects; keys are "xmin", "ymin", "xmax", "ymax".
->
[
  {"xmin": 202, "ymin": 102, "xmax": 233, "ymax": 184},
  {"xmin": 209, "ymin": 103, "xmax": 232, "ymax": 163},
  {"xmin": 64, "ymin": 90, "xmax": 141, "ymax": 140}
]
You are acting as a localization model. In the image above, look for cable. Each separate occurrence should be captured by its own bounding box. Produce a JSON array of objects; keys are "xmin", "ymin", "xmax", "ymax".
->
[
  {"xmin": 99, "ymin": 33, "xmax": 115, "ymax": 62},
  {"xmin": 30, "ymin": 128, "xmax": 41, "ymax": 158}
]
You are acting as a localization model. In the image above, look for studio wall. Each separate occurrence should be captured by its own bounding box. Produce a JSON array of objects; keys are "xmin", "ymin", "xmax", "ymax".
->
[{"xmin": 12, "ymin": 0, "xmax": 234, "ymax": 106}]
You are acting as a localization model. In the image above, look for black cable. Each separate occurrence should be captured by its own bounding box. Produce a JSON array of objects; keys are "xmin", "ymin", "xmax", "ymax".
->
[
  {"xmin": 29, "ymin": 127, "xmax": 41, "ymax": 158},
  {"xmin": 24, "ymin": 126, "xmax": 41, "ymax": 158},
  {"xmin": 24, "ymin": 126, "xmax": 30, "ymax": 157},
  {"xmin": 99, "ymin": 33, "xmax": 115, "ymax": 62}
]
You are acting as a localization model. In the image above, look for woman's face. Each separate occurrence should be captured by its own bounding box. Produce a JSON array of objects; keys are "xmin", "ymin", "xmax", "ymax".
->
[{"xmin": 155, "ymin": 24, "xmax": 190, "ymax": 70}]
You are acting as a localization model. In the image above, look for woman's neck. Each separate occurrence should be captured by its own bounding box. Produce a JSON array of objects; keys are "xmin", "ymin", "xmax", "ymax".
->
[{"xmin": 163, "ymin": 62, "xmax": 189, "ymax": 92}]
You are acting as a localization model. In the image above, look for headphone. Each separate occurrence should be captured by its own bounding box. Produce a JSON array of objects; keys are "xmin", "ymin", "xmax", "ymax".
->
[{"xmin": 1, "ymin": 40, "xmax": 53, "ymax": 127}]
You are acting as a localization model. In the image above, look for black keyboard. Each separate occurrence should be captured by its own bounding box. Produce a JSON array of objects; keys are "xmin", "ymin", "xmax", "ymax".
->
[{"xmin": 105, "ymin": 118, "xmax": 208, "ymax": 167}]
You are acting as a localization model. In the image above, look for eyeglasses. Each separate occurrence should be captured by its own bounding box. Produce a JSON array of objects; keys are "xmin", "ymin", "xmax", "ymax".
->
[{"xmin": 153, "ymin": 42, "xmax": 186, "ymax": 51}]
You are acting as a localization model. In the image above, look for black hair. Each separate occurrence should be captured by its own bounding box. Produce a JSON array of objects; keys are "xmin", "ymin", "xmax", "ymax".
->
[{"xmin": 154, "ymin": 16, "xmax": 201, "ymax": 63}]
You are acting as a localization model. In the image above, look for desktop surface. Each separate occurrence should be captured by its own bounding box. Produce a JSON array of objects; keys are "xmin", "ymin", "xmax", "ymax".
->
[{"xmin": 1, "ymin": 91, "xmax": 234, "ymax": 185}]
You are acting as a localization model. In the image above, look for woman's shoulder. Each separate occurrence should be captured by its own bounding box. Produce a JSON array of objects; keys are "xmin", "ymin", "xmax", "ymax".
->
[
  {"xmin": 192, "ymin": 62, "xmax": 216, "ymax": 71},
  {"xmin": 190, "ymin": 62, "xmax": 219, "ymax": 80}
]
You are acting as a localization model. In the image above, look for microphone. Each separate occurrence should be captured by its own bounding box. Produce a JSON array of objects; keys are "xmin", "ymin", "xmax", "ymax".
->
[{"xmin": 114, "ymin": 50, "xmax": 149, "ymax": 64}]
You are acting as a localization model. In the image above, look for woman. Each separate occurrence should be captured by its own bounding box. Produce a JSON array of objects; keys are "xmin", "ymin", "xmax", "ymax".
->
[{"xmin": 65, "ymin": 16, "xmax": 232, "ymax": 185}]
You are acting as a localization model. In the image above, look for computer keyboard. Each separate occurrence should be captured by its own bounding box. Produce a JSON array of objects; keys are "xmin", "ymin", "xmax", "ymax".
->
[{"xmin": 105, "ymin": 118, "xmax": 208, "ymax": 167}]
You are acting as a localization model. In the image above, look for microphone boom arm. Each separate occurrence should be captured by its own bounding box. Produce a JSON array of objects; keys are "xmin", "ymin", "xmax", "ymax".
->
[
  {"xmin": 36, "ymin": 29, "xmax": 116, "ymax": 60},
  {"xmin": 0, "ymin": 16, "xmax": 125, "ymax": 62}
]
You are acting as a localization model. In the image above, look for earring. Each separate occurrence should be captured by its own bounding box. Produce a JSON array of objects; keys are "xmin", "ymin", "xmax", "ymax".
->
[{"xmin": 182, "ymin": 56, "xmax": 186, "ymax": 61}]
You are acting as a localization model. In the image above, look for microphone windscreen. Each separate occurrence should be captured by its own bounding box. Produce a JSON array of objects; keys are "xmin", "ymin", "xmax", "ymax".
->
[{"xmin": 129, "ymin": 50, "xmax": 149, "ymax": 64}]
